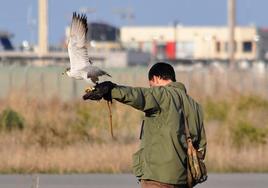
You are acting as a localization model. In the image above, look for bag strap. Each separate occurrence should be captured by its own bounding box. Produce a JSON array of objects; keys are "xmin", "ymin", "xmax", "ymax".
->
[
  {"xmin": 183, "ymin": 110, "xmax": 195, "ymax": 152},
  {"xmin": 178, "ymin": 90, "xmax": 192, "ymax": 142},
  {"xmin": 184, "ymin": 115, "xmax": 192, "ymax": 141},
  {"xmin": 179, "ymin": 93, "xmax": 195, "ymax": 188}
]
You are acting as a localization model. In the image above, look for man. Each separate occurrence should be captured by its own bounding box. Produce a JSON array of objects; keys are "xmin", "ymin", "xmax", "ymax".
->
[{"xmin": 83, "ymin": 62, "xmax": 207, "ymax": 188}]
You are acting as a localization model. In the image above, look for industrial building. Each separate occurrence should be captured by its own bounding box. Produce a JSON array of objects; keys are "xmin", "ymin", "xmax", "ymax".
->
[{"xmin": 120, "ymin": 25, "xmax": 268, "ymax": 61}]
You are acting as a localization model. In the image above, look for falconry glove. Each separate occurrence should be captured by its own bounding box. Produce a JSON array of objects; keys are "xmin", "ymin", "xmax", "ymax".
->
[{"xmin": 83, "ymin": 81, "xmax": 116, "ymax": 102}]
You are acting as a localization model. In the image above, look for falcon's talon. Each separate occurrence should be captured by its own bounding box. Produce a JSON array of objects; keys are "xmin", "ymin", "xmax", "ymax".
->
[{"xmin": 85, "ymin": 86, "xmax": 95, "ymax": 93}]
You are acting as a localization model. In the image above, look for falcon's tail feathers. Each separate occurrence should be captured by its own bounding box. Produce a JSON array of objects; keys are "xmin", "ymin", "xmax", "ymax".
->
[
  {"xmin": 87, "ymin": 69, "xmax": 112, "ymax": 79},
  {"xmin": 97, "ymin": 69, "xmax": 111, "ymax": 78}
]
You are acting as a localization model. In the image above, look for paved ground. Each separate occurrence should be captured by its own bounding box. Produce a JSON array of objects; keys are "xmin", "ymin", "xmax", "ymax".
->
[{"xmin": 0, "ymin": 173, "xmax": 267, "ymax": 188}]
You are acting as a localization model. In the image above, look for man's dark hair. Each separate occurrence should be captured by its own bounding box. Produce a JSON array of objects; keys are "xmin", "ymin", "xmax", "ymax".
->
[{"xmin": 148, "ymin": 62, "xmax": 176, "ymax": 82}]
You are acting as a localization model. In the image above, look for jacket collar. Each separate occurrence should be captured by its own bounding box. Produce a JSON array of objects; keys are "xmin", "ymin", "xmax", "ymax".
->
[{"xmin": 167, "ymin": 82, "xmax": 187, "ymax": 93}]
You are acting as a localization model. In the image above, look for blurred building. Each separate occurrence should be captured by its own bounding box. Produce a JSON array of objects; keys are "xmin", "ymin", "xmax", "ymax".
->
[
  {"xmin": 120, "ymin": 25, "xmax": 268, "ymax": 62},
  {"xmin": 0, "ymin": 31, "xmax": 14, "ymax": 51},
  {"xmin": 87, "ymin": 22, "xmax": 122, "ymax": 50},
  {"xmin": 65, "ymin": 22, "xmax": 150, "ymax": 67}
]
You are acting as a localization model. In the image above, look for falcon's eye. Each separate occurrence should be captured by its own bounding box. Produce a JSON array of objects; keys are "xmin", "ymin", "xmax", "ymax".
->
[{"xmin": 66, "ymin": 67, "xmax": 70, "ymax": 71}]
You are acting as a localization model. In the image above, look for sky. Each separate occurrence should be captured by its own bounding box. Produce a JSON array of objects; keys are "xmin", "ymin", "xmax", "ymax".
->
[{"xmin": 0, "ymin": 0, "xmax": 268, "ymax": 46}]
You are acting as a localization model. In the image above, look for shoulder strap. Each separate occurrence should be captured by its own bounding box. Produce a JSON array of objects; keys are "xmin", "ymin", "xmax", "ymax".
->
[
  {"xmin": 184, "ymin": 115, "xmax": 192, "ymax": 140},
  {"xmin": 178, "ymin": 90, "xmax": 207, "ymax": 158},
  {"xmin": 178, "ymin": 90, "xmax": 192, "ymax": 141}
]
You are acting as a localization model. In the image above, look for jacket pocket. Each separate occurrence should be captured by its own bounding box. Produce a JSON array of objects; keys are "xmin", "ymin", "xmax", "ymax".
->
[{"xmin": 132, "ymin": 148, "xmax": 144, "ymax": 177}]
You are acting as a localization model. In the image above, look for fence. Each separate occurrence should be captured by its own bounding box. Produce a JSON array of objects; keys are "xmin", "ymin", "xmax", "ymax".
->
[{"xmin": 0, "ymin": 63, "xmax": 267, "ymax": 100}]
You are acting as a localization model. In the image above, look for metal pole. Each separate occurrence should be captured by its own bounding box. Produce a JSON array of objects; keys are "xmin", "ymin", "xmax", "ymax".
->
[
  {"xmin": 173, "ymin": 20, "xmax": 178, "ymax": 60},
  {"xmin": 38, "ymin": 0, "xmax": 48, "ymax": 56},
  {"xmin": 228, "ymin": 0, "xmax": 236, "ymax": 68},
  {"xmin": 174, "ymin": 20, "xmax": 178, "ymax": 43}
]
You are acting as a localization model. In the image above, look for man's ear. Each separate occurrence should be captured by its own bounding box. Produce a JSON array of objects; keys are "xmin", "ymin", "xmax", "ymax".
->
[
  {"xmin": 151, "ymin": 75, "xmax": 156, "ymax": 82},
  {"xmin": 153, "ymin": 76, "xmax": 161, "ymax": 84}
]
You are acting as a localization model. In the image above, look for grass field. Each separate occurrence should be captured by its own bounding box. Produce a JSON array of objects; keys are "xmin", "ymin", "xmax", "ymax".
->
[
  {"xmin": 0, "ymin": 65, "xmax": 267, "ymax": 173},
  {"xmin": 0, "ymin": 92, "xmax": 267, "ymax": 173}
]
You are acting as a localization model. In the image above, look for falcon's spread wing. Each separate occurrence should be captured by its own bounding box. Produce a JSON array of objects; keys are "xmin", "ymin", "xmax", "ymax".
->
[
  {"xmin": 67, "ymin": 12, "xmax": 112, "ymax": 83},
  {"xmin": 68, "ymin": 12, "xmax": 91, "ymax": 72}
]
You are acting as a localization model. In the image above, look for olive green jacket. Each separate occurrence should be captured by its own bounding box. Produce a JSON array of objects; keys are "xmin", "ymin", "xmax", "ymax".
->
[{"xmin": 111, "ymin": 82, "xmax": 207, "ymax": 185}]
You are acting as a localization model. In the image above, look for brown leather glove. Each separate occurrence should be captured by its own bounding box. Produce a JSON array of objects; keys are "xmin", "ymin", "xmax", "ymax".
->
[{"xmin": 82, "ymin": 81, "xmax": 116, "ymax": 101}]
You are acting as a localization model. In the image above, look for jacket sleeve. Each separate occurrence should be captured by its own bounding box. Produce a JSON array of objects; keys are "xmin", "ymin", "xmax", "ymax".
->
[{"xmin": 111, "ymin": 85, "xmax": 161, "ymax": 115}]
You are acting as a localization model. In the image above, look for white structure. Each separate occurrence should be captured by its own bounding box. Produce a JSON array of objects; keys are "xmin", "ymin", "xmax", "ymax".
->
[
  {"xmin": 38, "ymin": 0, "xmax": 48, "ymax": 56},
  {"xmin": 120, "ymin": 25, "xmax": 268, "ymax": 61}
]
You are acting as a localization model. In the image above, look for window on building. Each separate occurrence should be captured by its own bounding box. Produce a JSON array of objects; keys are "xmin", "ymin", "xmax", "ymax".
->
[
  {"xmin": 242, "ymin": 41, "xmax": 252, "ymax": 52},
  {"xmin": 142, "ymin": 42, "xmax": 150, "ymax": 52},
  {"xmin": 156, "ymin": 44, "xmax": 166, "ymax": 59},
  {"xmin": 216, "ymin": 41, "xmax": 221, "ymax": 52},
  {"xmin": 176, "ymin": 41, "xmax": 194, "ymax": 58}
]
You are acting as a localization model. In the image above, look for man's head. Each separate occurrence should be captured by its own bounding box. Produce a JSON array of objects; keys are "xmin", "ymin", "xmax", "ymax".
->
[{"xmin": 148, "ymin": 62, "xmax": 176, "ymax": 87}]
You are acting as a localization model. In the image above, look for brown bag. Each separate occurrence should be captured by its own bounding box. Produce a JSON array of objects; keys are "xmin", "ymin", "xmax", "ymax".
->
[
  {"xmin": 184, "ymin": 118, "xmax": 207, "ymax": 188},
  {"xmin": 178, "ymin": 90, "xmax": 207, "ymax": 187}
]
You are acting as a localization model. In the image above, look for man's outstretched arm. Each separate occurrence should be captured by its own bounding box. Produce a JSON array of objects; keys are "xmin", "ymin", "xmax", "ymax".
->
[
  {"xmin": 111, "ymin": 85, "xmax": 160, "ymax": 114},
  {"xmin": 83, "ymin": 81, "xmax": 161, "ymax": 114}
]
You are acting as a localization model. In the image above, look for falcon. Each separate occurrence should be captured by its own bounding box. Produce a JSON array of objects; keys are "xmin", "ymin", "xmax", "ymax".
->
[{"xmin": 64, "ymin": 12, "xmax": 111, "ymax": 91}]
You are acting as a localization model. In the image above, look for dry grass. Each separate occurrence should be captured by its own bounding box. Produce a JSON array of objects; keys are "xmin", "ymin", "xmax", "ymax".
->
[
  {"xmin": 0, "ymin": 92, "xmax": 142, "ymax": 173},
  {"xmin": 206, "ymin": 121, "xmax": 268, "ymax": 172},
  {"xmin": 207, "ymin": 140, "xmax": 268, "ymax": 172},
  {"xmin": 0, "ymin": 140, "xmax": 138, "ymax": 173},
  {"xmin": 204, "ymin": 95, "xmax": 268, "ymax": 172},
  {"xmin": 0, "ymin": 89, "xmax": 268, "ymax": 173}
]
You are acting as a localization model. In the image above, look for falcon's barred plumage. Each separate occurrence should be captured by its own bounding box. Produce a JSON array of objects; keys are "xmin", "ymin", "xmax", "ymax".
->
[{"xmin": 65, "ymin": 12, "xmax": 111, "ymax": 90}]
